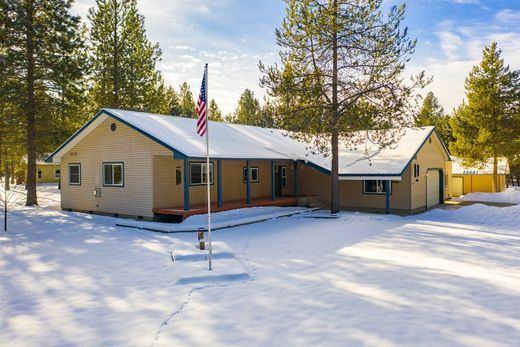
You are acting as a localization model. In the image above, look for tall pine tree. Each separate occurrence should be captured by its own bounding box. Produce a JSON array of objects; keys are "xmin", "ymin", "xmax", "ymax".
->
[
  {"xmin": 415, "ymin": 92, "xmax": 454, "ymax": 147},
  {"xmin": 88, "ymin": 0, "xmax": 163, "ymax": 111},
  {"xmin": 208, "ymin": 99, "xmax": 223, "ymax": 121},
  {"xmin": 260, "ymin": 0, "xmax": 426, "ymax": 212},
  {"xmin": 3, "ymin": 0, "xmax": 87, "ymax": 205},
  {"xmin": 178, "ymin": 82, "xmax": 197, "ymax": 118},
  {"xmin": 450, "ymin": 42, "xmax": 520, "ymax": 192}
]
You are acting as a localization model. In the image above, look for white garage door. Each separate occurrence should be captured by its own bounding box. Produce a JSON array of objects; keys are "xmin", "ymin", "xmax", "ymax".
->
[
  {"xmin": 452, "ymin": 177, "xmax": 463, "ymax": 197},
  {"xmin": 427, "ymin": 170, "xmax": 440, "ymax": 209}
]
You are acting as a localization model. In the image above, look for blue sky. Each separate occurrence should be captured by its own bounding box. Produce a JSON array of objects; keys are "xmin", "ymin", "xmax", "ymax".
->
[{"xmin": 72, "ymin": 0, "xmax": 520, "ymax": 115}]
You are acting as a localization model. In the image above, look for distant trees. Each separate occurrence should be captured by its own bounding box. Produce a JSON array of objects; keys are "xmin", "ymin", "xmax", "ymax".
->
[
  {"xmin": 208, "ymin": 100, "xmax": 223, "ymax": 121},
  {"xmin": 178, "ymin": 82, "xmax": 197, "ymax": 118},
  {"xmin": 415, "ymin": 92, "xmax": 454, "ymax": 147},
  {"xmin": 450, "ymin": 42, "xmax": 520, "ymax": 192},
  {"xmin": 88, "ymin": 0, "xmax": 163, "ymax": 112},
  {"xmin": 260, "ymin": 0, "xmax": 427, "ymax": 213}
]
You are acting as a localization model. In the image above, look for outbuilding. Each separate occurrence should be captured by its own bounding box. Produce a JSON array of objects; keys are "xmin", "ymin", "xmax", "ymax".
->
[
  {"xmin": 47, "ymin": 109, "xmax": 451, "ymax": 220},
  {"xmin": 450, "ymin": 156, "xmax": 509, "ymax": 196}
]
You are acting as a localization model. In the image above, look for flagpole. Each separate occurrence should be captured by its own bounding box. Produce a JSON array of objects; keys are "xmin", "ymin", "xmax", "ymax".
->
[{"xmin": 205, "ymin": 63, "xmax": 213, "ymax": 271}]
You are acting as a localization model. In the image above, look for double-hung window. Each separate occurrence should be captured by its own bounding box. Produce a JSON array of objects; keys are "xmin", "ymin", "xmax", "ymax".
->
[
  {"xmin": 243, "ymin": 167, "xmax": 259, "ymax": 183},
  {"xmin": 413, "ymin": 163, "xmax": 420, "ymax": 179},
  {"xmin": 103, "ymin": 162, "xmax": 124, "ymax": 187},
  {"xmin": 190, "ymin": 162, "xmax": 213, "ymax": 185},
  {"xmin": 69, "ymin": 163, "xmax": 81, "ymax": 185},
  {"xmin": 363, "ymin": 180, "xmax": 391, "ymax": 195}
]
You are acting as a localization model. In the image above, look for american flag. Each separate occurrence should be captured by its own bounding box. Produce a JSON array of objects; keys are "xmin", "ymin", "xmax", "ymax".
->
[{"xmin": 196, "ymin": 67, "xmax": 207, "ymax": 136}]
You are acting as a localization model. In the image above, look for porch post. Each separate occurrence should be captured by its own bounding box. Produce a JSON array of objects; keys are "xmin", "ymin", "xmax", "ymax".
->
[
  {"xmin": 293, "ymin": 161, "xmax": 298, "ymax": 198},
  {"xmin": 246, "ymin": 160, "xmax": 251, "ymax": 204},
  {"xmin": 184, "ymin": 158, "xmax": 189, "ymax": 211},
  {"xmin": 217, "ymin": 160, "xmax": 222, "ymax": 208},
  {"xmin": 271, "ymin": 160, "xmax": 275, "ymax": 201},
  {"xmin": 385, "ymin": 180, "xmax": 390, "ymax": 214}
]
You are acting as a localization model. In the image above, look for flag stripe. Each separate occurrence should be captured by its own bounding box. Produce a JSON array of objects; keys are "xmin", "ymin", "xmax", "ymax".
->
[{"xmin": 196, "ymin": 67, "xmax": 207, "ymax": 137}]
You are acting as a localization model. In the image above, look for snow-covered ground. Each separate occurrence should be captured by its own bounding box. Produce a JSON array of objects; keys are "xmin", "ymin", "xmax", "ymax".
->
[
  {"xmin": 1, "ymin": 186, "xmax": 520, "ymax": 346},
  {"xmin": 454, "ymin": 187, "xmax": 520, "ymax": 205}
]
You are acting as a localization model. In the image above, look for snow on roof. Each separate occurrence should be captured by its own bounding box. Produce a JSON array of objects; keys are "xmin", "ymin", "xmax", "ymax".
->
[
  {"xmin": 452, "ymin": 156, "xmax": 509, "ymax": 175},
  {"xmin": 48, "ymin": 108, "xmax": 446, "ymax": 178}
]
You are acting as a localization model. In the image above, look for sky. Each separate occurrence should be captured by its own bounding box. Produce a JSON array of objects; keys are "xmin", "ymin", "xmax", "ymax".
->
[{"xmin": 71, "ymin": 0, "xmax": 520, "ymax": 115}]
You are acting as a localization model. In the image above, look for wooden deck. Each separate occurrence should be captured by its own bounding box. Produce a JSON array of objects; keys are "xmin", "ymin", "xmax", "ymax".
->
[{"xmin": 153, "ymin": 196, "xmax": 298, "ymax": 220}]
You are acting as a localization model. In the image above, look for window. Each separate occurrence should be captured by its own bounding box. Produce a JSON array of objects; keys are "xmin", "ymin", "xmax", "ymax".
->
[
  {"xmin": 69, "ymin": 163, "xmax": 81, "ymax": 185},
  {"xmin": 190, "ymin": 162, "xmax": 213, "ymax": 185},
  {"xmin": 444, "ymin": 174, "xmax": 448, "ymax": 186},
  {"xmin": 176, "ymin": 168, "xmax": 182, "ymax": 185},
  {"xmin": 37, "ymin": 170, "xmax": 42, "ymax": 179},
  {"xmin": 281, "ymin": 166, "xmax": 287, "ymax": 188},
  {"xmin": 55, "ymin": 169, "xmax": 61, "ymax": 178},
  {"xmin": 103, "ymin": 162, "xmax": 124, "ymax": 187},
  {"xmin": 363, "ymin": 180, "xmax": 391, "ymax": 195},
  {"xmin": 243, "ymin": 167, "xmax": 259, "ymax": 183},
  {"xmin": 413, "ymin": 163, "xmax": 420, "ymax": 179}
]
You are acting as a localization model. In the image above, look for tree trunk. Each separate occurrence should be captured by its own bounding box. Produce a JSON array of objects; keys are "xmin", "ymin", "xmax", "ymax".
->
[
  {"xmin": 10, "ymin": 160, "xmax": 15, "ymax": 185},
  {"xmin": 25, "ymin": 1, "xmax": 38, "ymax": 206},
  {"xmin": 112, "ymin": 0, "xmax": 119, "ymax": 108},
  {"xmin": 4, "ymin": 160, "xmax": 9, "ymax": 191},
  {"xmin": 492, "ymin": 154, "xmax": 498, "ymax": 193},
  {"xmin": 330, "ymin": 0, "xmax": 340, "ymax": 214}
]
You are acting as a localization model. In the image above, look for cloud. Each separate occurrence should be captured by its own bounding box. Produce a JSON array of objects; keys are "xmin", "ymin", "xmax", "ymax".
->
[
  {"xmin": 451, "ymin": 0, "xmax": 479, "ymax": 4},
  {"xmin": 495, "ymin": 9, "xmax": 520, "ymax": 23}
]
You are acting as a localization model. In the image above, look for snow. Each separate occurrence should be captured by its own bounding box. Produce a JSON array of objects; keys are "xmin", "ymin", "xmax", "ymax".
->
[
  {"xmin": 454, "ymin": 187, "xmax": 520, "ymax": 205},
  {"xmin": 48, "ymin": 108, "xmax": 437, "ymax": 177},
  {"xmin": 2, "ymin": 185, "xmax": 520, "ymax": 346},
  {"xmin": 118, "ymin": 206, "xmax": 317, "ymax": 232}
]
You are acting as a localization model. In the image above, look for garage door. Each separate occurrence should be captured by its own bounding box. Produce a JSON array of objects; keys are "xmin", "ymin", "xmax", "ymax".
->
[
  {"xmin": 427, "ymin": 170, "xmax": 440, "ymax": 209},
  {"xmin": 452, "ymin": 177, "xmax": 463, "ymax": 197}
]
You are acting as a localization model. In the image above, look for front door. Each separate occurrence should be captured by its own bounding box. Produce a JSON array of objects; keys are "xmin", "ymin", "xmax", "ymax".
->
[{"xmin": 275, "ymin": 165, "xmax": 282, "ymax": 196}]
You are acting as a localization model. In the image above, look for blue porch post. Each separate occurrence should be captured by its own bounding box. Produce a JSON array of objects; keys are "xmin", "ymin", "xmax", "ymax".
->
[
  {"xmin": 271, "ymin": 160, "xmax": 275, "ymax": 201},
  {"xmin": 246, "ymin": 160, "xmax": 251, "ymax": 204},
  {"xmin": 217, "ymin": 160, "xmax": 222, "ymax": 208},
  {"xmin": 293, "ymin": 161, "xmax": 298, "ymax": 198},
  {"xmin": 183, "ymin": 158, "xmax": 189, "ymax": 211},
  {"xmin": 385, "ymin": 180, "xmax": 390, "ymax": 214}
]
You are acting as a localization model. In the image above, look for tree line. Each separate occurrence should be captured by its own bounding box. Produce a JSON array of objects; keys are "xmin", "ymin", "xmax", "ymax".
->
[{"xmin": 0, "ymin": 0, "xmax": 276, "ymax": 206}]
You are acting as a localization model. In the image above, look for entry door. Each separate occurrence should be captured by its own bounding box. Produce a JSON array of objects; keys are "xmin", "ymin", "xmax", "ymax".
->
[
  {"xmin": 452, "ymin": 177, "xmax": 463, "ymax": 197},
  {"xmin": 427, "ymin": 170, "xmax": 440, "ymax": 208},
  {"xmin": 275, "ymin": 166, "xmax": 282, "ymax": 196}
]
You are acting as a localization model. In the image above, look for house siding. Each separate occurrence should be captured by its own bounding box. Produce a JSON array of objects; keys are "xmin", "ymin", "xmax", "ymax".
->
[
  {"xmin": 455, "ymin": 174, "xmax": 507, "ymax": 194},
  {"xmin": 35, "ymin": 164, "xmax": 60, "ymax": 183},
  {"xmin": 61, "ymin": 118, "xmax": 172, "ymax": 218},
  {"xmin": 410, "ymin": 132, "xmax": 449, "ymax": 210}
]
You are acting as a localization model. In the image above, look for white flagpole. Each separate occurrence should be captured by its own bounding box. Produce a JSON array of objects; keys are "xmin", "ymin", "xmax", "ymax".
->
[{"xmin": 205, "ymin": 63, "xmax": 213, "ymax": 271}]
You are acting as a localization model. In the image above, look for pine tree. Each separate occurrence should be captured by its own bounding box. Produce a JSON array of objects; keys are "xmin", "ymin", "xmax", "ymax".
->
[
  {"xmin": 260, "ymin": 0, "xmax": 426, "ymax": 213},
  {"xmin": 208, "ymin": 99, "xmax": 223, "ymax": 121},
  {"xmin": 232, "ymin": 89, "xmax": 262, "ymax": 125},
  {"xmin": 415, "ymin": 92, "xmax": 454, "ymax": 147},
  {"xmin": 88, "ymin": 0, "xmax": 163, "ymax": 111},
  {"xmin": 178, "ymin": 82, "xmax": 197, "ymax": 118},
  {"xmin": 450, "ymin": 42, "xmax": 520, "ymax": 192},
  {"xmin": 3, "ymin": 0, "xmax": 87, "ymax": 205}
]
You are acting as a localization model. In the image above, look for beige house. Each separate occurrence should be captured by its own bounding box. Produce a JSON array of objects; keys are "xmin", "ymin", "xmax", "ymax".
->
[
  {"xmin": 20, "ymin": 155, "xmax": 60, "ymax": 184},
  {"xmin": 47, "ymin": 109, "xmax": 451, "ymax": 221}
]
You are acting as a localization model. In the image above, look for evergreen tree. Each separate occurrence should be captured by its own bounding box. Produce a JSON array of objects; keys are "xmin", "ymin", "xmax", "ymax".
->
[
  {"xmin": 232, "ymin": 89, "xmax": 261, "ymax": 125},
  {"xmin": 178, "ymin": 82, "xmax": 197, "ymax": 118},
  {"xmin": 415, "ymin": 92, "xmax": 454, "ymax": 147},
  {"xmin": 450, "ymin": 42, "xmax": 520, "ymax": 192},
  {"xmin": 148, "ymin": 78, "xmax": 181, "ymax": 115},
  {"xmin": 88, "ymin": 0, "xmax": 163, "ymax": 111},
  {"xmin": 3, "ymin": 0, "xmax": 87, "ymax": 205},
  {"xmin": 208, "ymin": 99, "xmax": 223, "ymax": 121},
  {"xmin": 260, "ymin": 0, "xmax": 426, "ymax": 213}
]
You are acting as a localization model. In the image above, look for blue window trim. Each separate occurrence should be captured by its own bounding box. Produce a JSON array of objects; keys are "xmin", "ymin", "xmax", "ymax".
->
[
  {"xmin": 102, "ymin": 162, "xmax": 125, "ymax": 187},
  {"xmin": 68, "ymin": 163, "xmax": 81, "ymax": 186}
]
